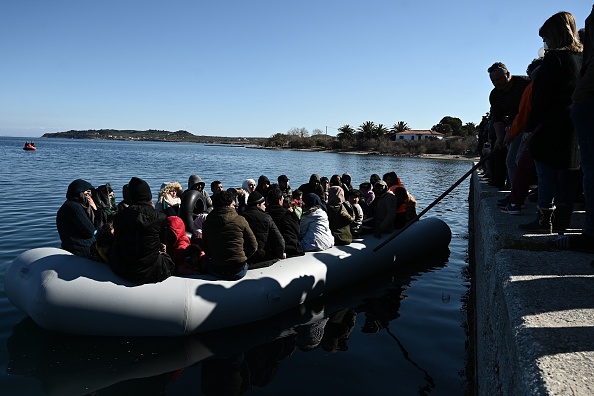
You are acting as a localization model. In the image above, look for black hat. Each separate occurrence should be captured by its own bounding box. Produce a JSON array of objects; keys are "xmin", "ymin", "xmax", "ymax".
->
[
  {"xmin": 278, "ymin": 175, "xmax": 289, "ymax": 183},
  {"xmin": 128, "ymin": 177, "xmax": 152, "ymax": 204},
  {"xmin": 247, "ymin": 191, "xmax": 265, "ymax": 206}
]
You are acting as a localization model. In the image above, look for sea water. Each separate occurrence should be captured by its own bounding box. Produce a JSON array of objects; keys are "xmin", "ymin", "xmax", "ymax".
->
[{"xmin": 0, "ymin": 136, "xmax": 472, "ymax": 395}]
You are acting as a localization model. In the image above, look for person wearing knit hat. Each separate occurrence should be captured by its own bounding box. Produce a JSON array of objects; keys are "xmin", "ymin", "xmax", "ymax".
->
[
  {"xmin": 56, "ymin": 179, "xmax": 97, "ymax": 259},
  {"xmin": 300, "ymin": 193, "xmax": 334, "ymax": 252},
  {"xmin": 241, "ymin": 190, "xmax": 285, "ymax": 268},
  {"xmin": 110, "ymin": 177, "xmax": 175, "ymax": 284},
  {"xmin": 128, "ymin": 177, "xmax": 152, "ymax": 204},
  {"xmin": 247, "ymin": 190, "xmax": 265, "ymax": 206}
]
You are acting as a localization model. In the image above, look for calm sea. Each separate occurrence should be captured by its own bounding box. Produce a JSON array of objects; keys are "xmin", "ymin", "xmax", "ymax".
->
[{"xmin": 0, "ymin": 137, "xmax": 472, "ymax": 395}]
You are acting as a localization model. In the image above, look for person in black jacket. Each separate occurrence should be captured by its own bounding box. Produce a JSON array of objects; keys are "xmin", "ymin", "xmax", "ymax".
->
[
  {"xmin": 110, "ymin": 177, "xmax": 175, "ymax": 284},
  {"xmin": 56, "ymin": 179, "xmax": 97, "ymax": 258},
  {"xmin": 241, "ymin": 191, "xmax": 285, "ymax": 268},
  {"xmin": 266, "ymin": 187, "xmax": 304, "ymax": 258}
]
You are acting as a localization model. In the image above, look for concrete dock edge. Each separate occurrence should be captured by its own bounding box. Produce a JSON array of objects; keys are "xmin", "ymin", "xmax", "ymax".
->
[{"xmin": 470, "ymin": 170, "xmax": 594, "ymax": 395}]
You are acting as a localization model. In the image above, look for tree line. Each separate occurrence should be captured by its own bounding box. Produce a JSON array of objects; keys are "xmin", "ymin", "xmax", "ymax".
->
[{"xmin": 265, "ymin": 116, "xmax": 480, "ymax": 156}]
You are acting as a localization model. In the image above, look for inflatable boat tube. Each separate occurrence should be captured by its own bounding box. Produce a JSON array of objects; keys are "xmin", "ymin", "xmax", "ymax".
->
[{"xmin": 4, "ymin": 217, "xmax": 451, "ymax": 337}]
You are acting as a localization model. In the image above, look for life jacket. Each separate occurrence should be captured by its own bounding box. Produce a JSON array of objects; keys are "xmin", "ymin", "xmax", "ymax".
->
[{"xmin": 388, "ymin": 178, "xmax": 408, "ymax": 214}]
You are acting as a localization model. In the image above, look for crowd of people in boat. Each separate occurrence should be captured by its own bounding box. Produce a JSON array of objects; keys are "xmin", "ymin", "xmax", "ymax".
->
[
  {"xmin": 479, "ymin": 9, "xmax": 594, "ymax": 255},
  {"xmin": 56, "ymin": 171, "xmax": 417, "ymax": 284}
]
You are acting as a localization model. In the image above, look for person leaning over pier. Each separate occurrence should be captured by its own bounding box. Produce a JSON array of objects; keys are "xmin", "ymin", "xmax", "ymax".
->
[
  {"xmin": 202, "ymin": 190, "xmax": 258, "ymax": 280},
  {"xmin": 552, "ymin": 5, "xmax": 594, "ymax": 253},
  {"xmin": 110, "ymin": 177, "xmax": 175, "ymax": 284},
  {"xmin": 487, "ymin": 61, "xmax": 531, "ymax": 190},
  {"xmin": 519, "ymin": 11, "xmax": 583, "ymax": 234}
]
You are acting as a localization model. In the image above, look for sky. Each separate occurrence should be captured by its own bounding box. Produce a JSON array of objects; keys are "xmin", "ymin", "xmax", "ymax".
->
[{"xmin": 1, "ymin": 1, "xmax": 591, "ymax": 138}]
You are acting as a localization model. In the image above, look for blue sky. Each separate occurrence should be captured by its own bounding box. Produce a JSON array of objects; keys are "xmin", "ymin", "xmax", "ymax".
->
[{"xmin": 1, "ymin": 1, "xmax": 591, "ymax": 138}]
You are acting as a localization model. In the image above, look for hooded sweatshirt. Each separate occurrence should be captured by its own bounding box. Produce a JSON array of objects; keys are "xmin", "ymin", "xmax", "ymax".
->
[{"xmin": 56, "ymin": 179, "xmax": 96, "ymax": 258}]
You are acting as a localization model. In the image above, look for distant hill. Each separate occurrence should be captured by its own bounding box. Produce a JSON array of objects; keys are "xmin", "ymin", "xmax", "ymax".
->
[{"xmin": 41, "ymin": 129, "xmax": 265, "ymax": 145}]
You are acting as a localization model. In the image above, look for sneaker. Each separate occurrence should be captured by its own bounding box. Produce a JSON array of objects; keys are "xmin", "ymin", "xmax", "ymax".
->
[{"xmin": 501, "ymin": 203, "xmax": 521, "ymax": 215}]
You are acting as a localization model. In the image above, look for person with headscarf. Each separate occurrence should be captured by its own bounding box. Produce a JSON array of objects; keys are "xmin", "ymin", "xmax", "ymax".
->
[
  {"xmin": 110, "ymin": 177, "xmax": 175, "ymax": 284},
  {"xmin": 56, "ymin": 179, "xmax": 97, "ymax": 258},
  {"xmin": 326, "ymin": 186, "xmax": 355, "ymax": 246}
]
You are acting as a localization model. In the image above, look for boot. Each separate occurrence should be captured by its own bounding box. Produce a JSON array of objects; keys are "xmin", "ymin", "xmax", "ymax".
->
[
  {"xmin": 552, "ymin": 203, "xmax": 572, "ymax": 233},
  {"xmin": 519, "ymin": 206, "xmax": 554, "ymax": 234}
]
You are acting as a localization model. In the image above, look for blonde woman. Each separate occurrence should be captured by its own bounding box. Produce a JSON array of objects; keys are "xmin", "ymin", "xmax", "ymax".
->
[{"xmin": 156, "ymin": 181, "xmax": 183, "ymax": 216}]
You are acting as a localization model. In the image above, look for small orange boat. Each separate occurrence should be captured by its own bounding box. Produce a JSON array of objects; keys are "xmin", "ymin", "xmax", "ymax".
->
[{"xmin": 23, "ymin": 142, "xmax": 36, "ymax": 151}]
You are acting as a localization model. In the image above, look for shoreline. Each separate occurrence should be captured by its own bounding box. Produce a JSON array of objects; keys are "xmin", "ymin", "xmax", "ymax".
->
[{"xmin": 258, "ymin": 146, "xmax": 479, "ymax": 162}]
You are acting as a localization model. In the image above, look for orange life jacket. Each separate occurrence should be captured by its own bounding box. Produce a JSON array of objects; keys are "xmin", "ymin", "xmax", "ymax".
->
[{"xmin": 388, "ymin": 178, "xmax": 408, "ymax": 214}]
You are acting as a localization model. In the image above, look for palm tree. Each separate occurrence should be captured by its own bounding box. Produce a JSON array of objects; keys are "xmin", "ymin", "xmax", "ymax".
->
[
  {"xmin": 374, "ymin": 123, "xmax": 390, "ymax": 139},
  {"xmin": 392, "ymin": 121, "xmax": 411, "ymax": 132},
  {"xmin": 357, "ymin": 121, "xmax": 375, "ymax": 140},
  {"xmin": 337, "ymin": 124, "xmax": 355, "ymax": 141}
]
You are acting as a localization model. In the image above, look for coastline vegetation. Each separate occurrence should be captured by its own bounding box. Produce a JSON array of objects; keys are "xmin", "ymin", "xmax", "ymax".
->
[{"xmin": 41, "ymin": 115, "xmax": 480, "ymax": 157}]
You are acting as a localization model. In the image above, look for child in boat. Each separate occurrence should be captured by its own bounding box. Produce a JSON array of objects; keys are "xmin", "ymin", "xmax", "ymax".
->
[{"xmin": 347, "ymin": 189, "xmax": 364, "ymax": 237}]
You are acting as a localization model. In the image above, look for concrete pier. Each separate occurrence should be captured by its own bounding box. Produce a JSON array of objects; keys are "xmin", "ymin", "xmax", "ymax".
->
[{"xmin": 470, "ymin": 171, "xmax": 594, "ymax": 395}]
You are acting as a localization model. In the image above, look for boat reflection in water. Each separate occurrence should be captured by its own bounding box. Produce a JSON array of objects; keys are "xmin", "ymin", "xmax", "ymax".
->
[{"xmin": 6, "ymin": 249, "xmax": 449, "ymax": 396}]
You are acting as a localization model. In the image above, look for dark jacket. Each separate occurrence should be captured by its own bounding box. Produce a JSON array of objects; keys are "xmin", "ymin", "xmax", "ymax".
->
[
  {"xmin": 266, "ymin": 204, "xmax": 304, "ymax": 257},
  {"xmin": 56, "ymin": 199, "xmax": 96, "ymax": 258},
  {"xmin": 528, "ymin": 49, "xmax": 582, "ymax": 169},
  {"xmin": 202, "ymin": 206, "xmax": 258, "ymax": 273},
  {"xmin": 241, "ymin": 206, "xmax": 285, "ymax": 267},
  {"xmin": 56, "ymin": 179, "xmax": 96, "ymax": 258},
  {"xmin": 110, "ymin": 203, "xmax": 175, "ymax": 284},
  {"xmin": 298, "ymin": 174, "xmax": 325, "ymax": 202}
]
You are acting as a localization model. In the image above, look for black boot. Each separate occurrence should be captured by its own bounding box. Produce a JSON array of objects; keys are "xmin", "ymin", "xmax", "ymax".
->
[
  {"xmin": 552, "ymin": 203, "xmax": 572, "ymax": 233},
  {"xmin": 519, "ymin": 206, "xmax": 554, "ymax": 234}
]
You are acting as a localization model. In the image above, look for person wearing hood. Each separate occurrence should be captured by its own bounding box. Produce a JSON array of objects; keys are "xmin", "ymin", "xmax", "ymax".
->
[
  {"xmin": 255, "ymin": 175, "xmax": 271, "ymax": 198},
  {"xmin": 299, "ymin": 193, "xmax": 334, "ymax": 252},
  {"xmin": 156, "ymin": 181, "xmax": 183, "ymax": 216},
  {"xmin": 266, "ymin": 187, "xmax": 304, "ymax": 258},
  {"xmin": 239, "ymin": 179, "xmax": 256, "ymax": 213},
  {"xmin": 110, "ymin": 177, "xmax": 175, "ymax": 284},
  {"xmin": 326, "ymin": 186, "xmax": 355, "ymax": 246},
  {"xmin": 183, "ymin": 174, "xmax": 213, "ymax": 214},
  {"xmin": 202, "ymin": 190, "xmax": 258, "ymax": 280},
  {"xmin": 241, "ymin": 191, "xmax": 285, "ymax": 268},
  {"xmin": 163, "ymin": 215, "xmax": 191, "ymax": 269},
  {"xmin": 298, "ymin": 174, "xmax": 325, "ymax": 202},
  {"xmin": 341, "ymin": 173, "xmax": 353, "ymax": 193},
  {"xmin": 56, "ymin": 179, "xmax": 98, "ymax": 258},
  {"xmin": 372, "ymin": 180, "xmax": 398, "ymax": 238}
]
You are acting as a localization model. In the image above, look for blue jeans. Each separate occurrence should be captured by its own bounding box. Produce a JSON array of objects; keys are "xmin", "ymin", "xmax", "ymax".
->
[
  {"xmin": 506, "ymin": 134, "xmax": 523, "ymax": 186},
  {"xmin": 534, "ymin": 160, "xmax": 579, "ymax": 211},
  {"xmin": 572, "ymin": 98, "xmax": 594, "ymax": 236},
  {"xmin": 208, "ymin": 261, "xmax": 248, "ymax": 281}
]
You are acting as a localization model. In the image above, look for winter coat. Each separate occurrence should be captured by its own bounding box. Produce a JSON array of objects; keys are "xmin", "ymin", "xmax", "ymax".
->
[
  {"xmin": 266, "ymin": 204, "xmax": 304, "ymax": 257},
  {"xmin": 528, "ymin": 49, "xmax": 582, "ymax": 169},
  {"xmin": 373, "ymin": 191, "xmax": 398, "ymax": 234},
  {"xmin": 241, "ymin": 206, "xmax": 285, "ymax": 267},
  {"xmin": 202, "ymin": 206, "xmax": 258, "ymax": 274},
  {"xmin": 110, "ymin": 203, "xmax": 175, "ymax": 284},
  {"xmin": 300, "ymin": 207, "xmax": 334, "ymax": 252},
  {"xmin": 165, "ymin": 216, "xmax": 191, "ymax": 268},
  {"xmin": 56, "ymin": 199, "xmax": 96, "ymax": 258},
  {"xmin": 327, "ymin": 203, "xmax": 355, "ymax": 246},
  {"xmin": 56, "ymin": 179, "xmax": 97, "ymax": 259}
]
